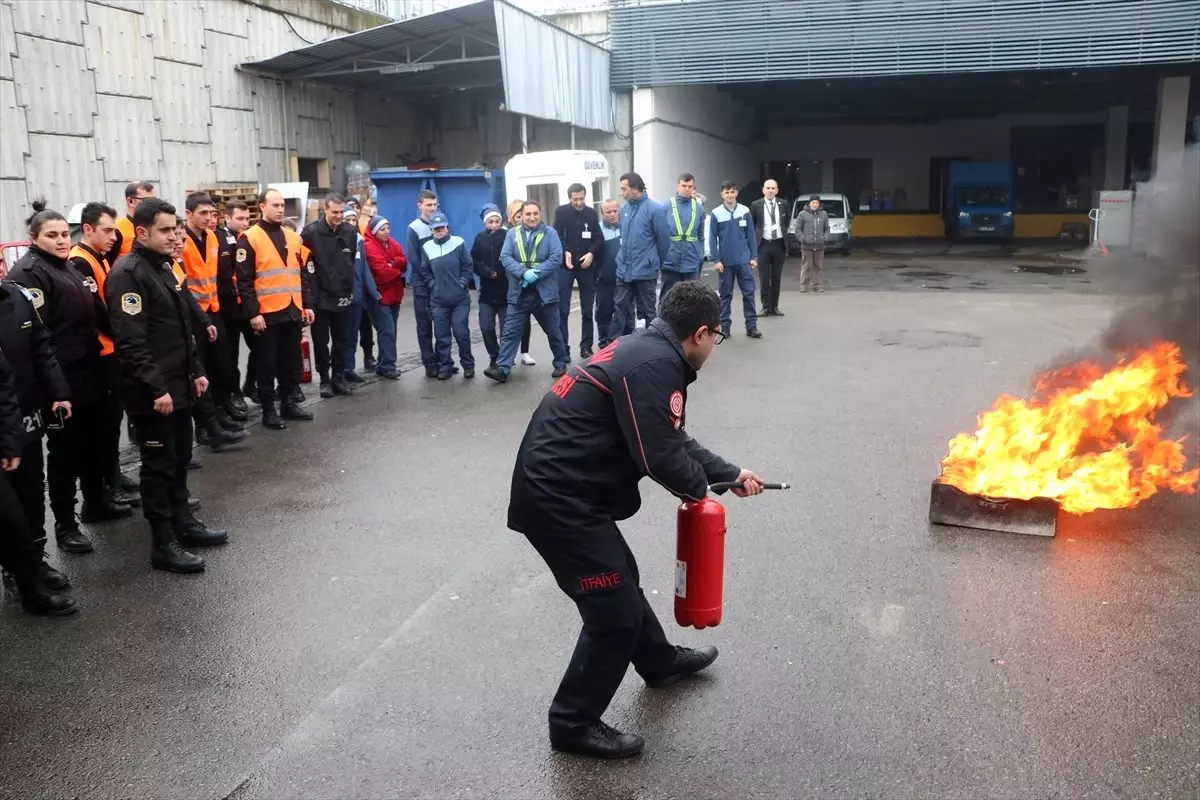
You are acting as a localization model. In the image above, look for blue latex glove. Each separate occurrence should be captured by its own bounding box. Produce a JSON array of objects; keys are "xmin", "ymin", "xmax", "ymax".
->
[{"xmin": 522, "ymin": 268, "xmax": 539, "ymax": 286}]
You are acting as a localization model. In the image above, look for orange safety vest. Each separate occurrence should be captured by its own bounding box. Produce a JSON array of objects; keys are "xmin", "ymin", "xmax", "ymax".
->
[
  {"xmin": 116, "ymin": 216, "xmax": 135, "ymax": 257},
  {"xmin": 244, "ymin": 224, "xmax": 304, "ymax": 315},
  {"xmin": 181, "ymin": 227, "xmax": 220, "ymax": 312},
  {"xmin": 69, "ymin": 244, "xmax": 115, "ymax": 357},
  {"xmin": 170, "ymin": 259, "xmax": 186, "ymax": 288}
]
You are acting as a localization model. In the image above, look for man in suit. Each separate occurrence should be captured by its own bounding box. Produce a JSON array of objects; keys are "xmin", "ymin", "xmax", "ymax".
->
[{"xmin": 749, "ymin": 179, "xmax": 790, "ymax": 317}]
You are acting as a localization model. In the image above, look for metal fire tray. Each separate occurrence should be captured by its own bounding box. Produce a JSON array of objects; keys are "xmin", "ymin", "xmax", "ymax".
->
[{"xmin": 929, "ymin": 481, "xmax": 1059, "ymax": 537}]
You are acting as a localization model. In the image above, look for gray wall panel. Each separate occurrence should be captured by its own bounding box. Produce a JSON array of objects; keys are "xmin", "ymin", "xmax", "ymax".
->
[
  {"xmin": 85, "ymin": 4, "xmax": 154, "ymax": 98},
  {"xmin": 611, "ymin": 0, "xmax": 1200, "ymax": 87},
  {"xmin": 13, "ymin": 35, "xmax": 95, "ymax": 136}
]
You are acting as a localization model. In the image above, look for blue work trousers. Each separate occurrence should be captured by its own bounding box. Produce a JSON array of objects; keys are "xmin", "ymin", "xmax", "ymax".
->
[
  {"xmin": 658, "ymin": 269, "xmax": 699, "ymax": 314},
  {"xmin": 497, "ymin": 291, "xmax": 566, "ymax": 375},
  {"xmin": 717, "ymin": 263, "xmax": 758, "ymax": 333},
  {"xmin": 478, "ymin": 299, "xmax": 505, "ymax": 362},
  {"xmin": 413, "ymin": 293, "xmax": 435, "ymax": 369},
  {"xmin": 433, "ymin": 298, "xmax": 475, "ymax": 372},
  {"xmin": 373, "ymin": 302, "xmax": 400, "ymax": 372}
]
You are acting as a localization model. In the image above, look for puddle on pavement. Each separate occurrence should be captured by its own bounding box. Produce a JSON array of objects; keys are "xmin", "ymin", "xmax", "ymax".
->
[
  {"xmin": 1015, "ymin": 264, "xmax": 1087, "ymax": 276},
  {"xmin": 897, "ymin": 269, "xmax": 956, "ymax": 280}
]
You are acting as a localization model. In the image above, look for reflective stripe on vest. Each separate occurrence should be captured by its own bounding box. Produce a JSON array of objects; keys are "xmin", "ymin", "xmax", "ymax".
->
[
  {"xmin": 244, "ymin": 224, "xmax": 304, "ymax": 314},
  {"xmin": 181, "ymin": 228, "xmax": 220, "ymax": 312},
  {"xmin": 69, "ymin": 244, "xmax": 114, "ymax": 357},
  {"xmin": 116, "ymin": 216, "xmax": 134, "ymax": 257},
  {"xmin": 669, "ymin": 198, "xmax": 699, "ymax": 242},
  {"xmin": 513, "ymin": 229, "xmax": 545, "ymax": 266}
]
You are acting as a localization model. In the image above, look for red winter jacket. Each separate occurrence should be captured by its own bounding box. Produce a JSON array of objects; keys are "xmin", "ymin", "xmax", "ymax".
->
[{"xmin": 364, "ymin": 235, "xmax": 407, "ymax": 306}]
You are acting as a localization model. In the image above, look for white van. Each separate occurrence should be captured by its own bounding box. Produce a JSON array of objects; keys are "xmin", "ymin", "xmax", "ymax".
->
[
  {"xmin": 788, "ymin": 192, "xmax": 854, "ymax": 255},
  {"xmin": 503, "ymin": 150, "xmax": 611, "ymax": 214}
]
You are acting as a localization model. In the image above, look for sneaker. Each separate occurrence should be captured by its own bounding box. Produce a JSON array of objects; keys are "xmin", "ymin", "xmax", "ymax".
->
[{"xmin": 520, "ymin": 353, "xmax": 536, "ymax": 366}]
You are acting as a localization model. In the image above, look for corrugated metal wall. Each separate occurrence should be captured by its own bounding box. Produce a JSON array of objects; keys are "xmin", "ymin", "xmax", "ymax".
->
[
  {"xmin": 611, "ymin": 0, "xmax": 1200, "ymax": 88},
  {"xmin": 0, "ymin": 0, "xmax": 413, "ymax": 240}
]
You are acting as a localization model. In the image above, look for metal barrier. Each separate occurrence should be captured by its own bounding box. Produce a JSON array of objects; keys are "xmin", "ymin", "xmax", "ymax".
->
[{"xmin": 1, "ymin": 240, "xmax": 30, "ymax": 266}]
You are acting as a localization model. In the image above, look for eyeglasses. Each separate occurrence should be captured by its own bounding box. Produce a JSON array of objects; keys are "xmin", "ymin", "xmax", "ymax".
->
[{"xmin": 712, "ymin": 328, "xmax": 728, "ymax": 346}]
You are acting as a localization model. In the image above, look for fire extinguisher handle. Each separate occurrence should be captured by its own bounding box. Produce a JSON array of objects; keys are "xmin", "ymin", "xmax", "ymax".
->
[{"xmin": 708, "ymin": 481, "xmax": 791, "ymax": 492}]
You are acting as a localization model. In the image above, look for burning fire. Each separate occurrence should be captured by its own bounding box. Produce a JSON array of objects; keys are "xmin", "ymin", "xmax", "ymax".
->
[{"xmin": 938, "ymin": 341, "xmax": 1200, "ymax": 515}]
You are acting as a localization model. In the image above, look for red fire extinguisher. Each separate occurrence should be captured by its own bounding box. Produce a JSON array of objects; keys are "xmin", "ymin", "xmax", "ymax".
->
[
  {"xmin": 675, "ymin": 481, "xmax": 789, "ymax": 630},
  {"xmin": 300, "ymin": 336, "xmax": 313, "ymax": 384}
]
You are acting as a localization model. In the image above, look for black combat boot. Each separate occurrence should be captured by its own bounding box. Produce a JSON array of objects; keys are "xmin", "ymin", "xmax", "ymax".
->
[
  {"xmin": 228, "ymin": 393, "xmax": 250, "ymax": 416},
  {"xmin": 331, "ymin": 377, "xmax": 355, "ymax": 396},
  {"xmin": 173, "ymin": 513, "xmax": 229, "ymax": 548},
  {"xmin": 216, "ymin": 407, "xmax": 246, "ymax": 433},
  {"xmin": 55, "ymin": 521, "xmax": 94, "ymax": 554},
  {"xmin": 33, "ymin": 537, "xmax": 70, "ymax": 590},
  {"xmin": 150, "ymin": 519, "xmax": 205, "ymax": 573},
  {"xmin": 200, "ymin": 414, "xmax": 247, "ymax": 450},
  {"xmin": 281, "ymin": 399, "xmax": 314, "ymax": 421},
  {"xmin": 260, "ymin": 397, "xmax": 287, "ymax": 430},
  {"xmin": 14, "ymin": 567, "xmax": 78, "ymax": 616},
  {"xmin": 221, "ymin": 399, "xmax": 248, "ymax": 422},
  {"xmin": 79, "ymin": 495, "xmax": 134, "ymax": 523},
  {"xmin": 549, "ymin": 722, "xmax": 644, "ymax": 759},
  {"xmin": 319, "ymin": 375, "xmax": 334, "ymax": 398},
  {"xmin": 644, "ymin": 645, "xmax": 719, "ymax": 688}
]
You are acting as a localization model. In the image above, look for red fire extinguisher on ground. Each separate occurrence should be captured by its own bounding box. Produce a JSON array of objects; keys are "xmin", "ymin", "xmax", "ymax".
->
[
  {"xmin": 675, "ymin": 481, "xmax": 789, "ymax": 629},
  {"xmin": 300, "ymin": 336, "xmax": 313, "ymax": 384}
]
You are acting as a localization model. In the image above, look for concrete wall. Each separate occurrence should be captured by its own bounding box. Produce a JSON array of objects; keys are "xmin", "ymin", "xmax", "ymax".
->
[
  {"xmin": 633, "ymin": 85, "xmax": 757, "ymax": 206},
  {"xmin": 761, "ymin": 112, "xmax": 1109, "ymax": 210}
]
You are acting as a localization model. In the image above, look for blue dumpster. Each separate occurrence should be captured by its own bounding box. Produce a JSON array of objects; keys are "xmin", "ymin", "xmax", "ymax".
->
[{"xmin": 370, "ymin": 167, "xmax": 506, "ymax": 258}]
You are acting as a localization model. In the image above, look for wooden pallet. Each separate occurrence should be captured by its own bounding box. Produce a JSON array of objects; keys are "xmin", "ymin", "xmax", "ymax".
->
[{"xmin": 187, "ymin": 185, "xmax": 261, "ymax": 223}]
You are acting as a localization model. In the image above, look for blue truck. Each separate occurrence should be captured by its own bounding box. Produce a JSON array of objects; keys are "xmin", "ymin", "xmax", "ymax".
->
[{"xmin": 946, "ymin": 161, "xmax": 1013, "ymax": 242}]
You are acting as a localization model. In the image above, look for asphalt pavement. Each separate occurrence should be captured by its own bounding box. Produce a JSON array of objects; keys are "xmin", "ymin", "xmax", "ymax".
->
[{"xmin": 1, "ymin": 251, "xmax": 1197, "ymax": 800}]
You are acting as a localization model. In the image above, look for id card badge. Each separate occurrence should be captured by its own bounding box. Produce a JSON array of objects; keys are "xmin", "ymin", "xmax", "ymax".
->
[
  {"xmin": 739, "ymin": 219, "xmax": 747, "ymax": 227},
  {"xmin": 581, "ymin": 230, "xmax": 592, "ymax": 239}
]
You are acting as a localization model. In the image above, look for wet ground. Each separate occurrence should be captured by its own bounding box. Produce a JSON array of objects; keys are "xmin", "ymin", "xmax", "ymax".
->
[{"xmin": 2, "ymin": 251, "xmax": 1198, "ymax": 800}]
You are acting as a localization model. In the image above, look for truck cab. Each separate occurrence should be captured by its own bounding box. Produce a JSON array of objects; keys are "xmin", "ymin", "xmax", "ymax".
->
[
  {"xmin": 503, "ymin": 150, "xmax": 611, "ymax": 214},
  {"xmin": 947, "ymin": 161, "xmax": 1014, "ymax": 242}
]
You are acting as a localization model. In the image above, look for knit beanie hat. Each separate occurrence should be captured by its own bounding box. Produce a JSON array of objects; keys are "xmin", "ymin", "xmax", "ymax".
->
[{"xmin": 369, "ymin": 216, "xmax": 389, "ymax": 236}]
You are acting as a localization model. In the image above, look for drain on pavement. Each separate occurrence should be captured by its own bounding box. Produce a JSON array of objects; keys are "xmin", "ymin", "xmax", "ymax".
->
[{"xmin": 1015, "ymin": 264, "xmax": 1087, "ymax": 275}]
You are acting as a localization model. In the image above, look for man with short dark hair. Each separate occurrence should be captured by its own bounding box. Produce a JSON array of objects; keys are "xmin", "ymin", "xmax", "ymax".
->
[
  {"xmin": 707, "ymin": 181, "xmax": 762, "ymax": 339},
  {"xmin": 406, "ymin": 189, "xmax": 441, "ymax": 377},
  {"xmin": 68, "ymin": 202, "xmax": 136, "ymax": 507},
  {"xmin": 110, "ymin": 181, "xmax": 155, "ymax": 262},
  {"xmin": 610, "ymin": 172, "xmax": 671, "ymax": 340},
  {"xmin": 659, "ymin": 173, "xmax": 705, "ymax": 309},
  {"xmin": 216, "ymin": 200, "xmax": 252, "ymax": 411},
  {"xmin": 106, "ymin": 198, "xmax": 230, "ymax": 574},
  {"xmin": 302, "ymin": 192, "xmax": 359, "ymax": 398},
  {"xmin": 235, "ymin": 189, "xmax": 316, "ymax": 430},
  {"xmin": 509, "ymin": 279, "xmax": 764, "ymax": 759},
  {"xmin": 552, "ymin": 183, "xmax": 602, "ymax": 360}
]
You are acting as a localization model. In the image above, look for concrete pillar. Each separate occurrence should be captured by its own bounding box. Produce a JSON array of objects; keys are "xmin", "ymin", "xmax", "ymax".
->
[
  {"xmin": 1151, "ymin": 76, "xmax": 1190, "ymax": 178},
  {"xmin": 1103, "ymin": 105, "xmax": 1129, "ymax": 189}
]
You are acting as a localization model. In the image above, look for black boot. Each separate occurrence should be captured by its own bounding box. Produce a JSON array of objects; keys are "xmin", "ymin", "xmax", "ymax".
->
[
  {"xmin": 150, "ymin": 520, "xmax": 205, "ymax": 573},
  {"xmin": 201, "ymin": 415, "xmax": 247, "ymax": 450},
  {"xmin": 79, "ymin": 496, "xmax": 133, "ymax": 522},
  {"xmin": 114, "ymin": 471, "xmax": 139, "ymax": 493},
  {"xmin": 16, "ymin": 572, "xmax": 78, "ymax": 616},
  {"xmin": 216, "ymin": 408, "xmax": 246, "ymax": 433},
  {"xmin": 108, "ymin": 483, "xmax": 141, "ymax": 508},
  {"xmin": 242, "ymin": 380, "xmax": 259, "ymax": 405},
  {"xmin": 281, "ymin": 400, "xmax": 314, "ymax": 421},
  {"xmin": 173, "ymin": 514, "xmax": 229, "ymax": 547},
  {"xmin": 319, "ymin": 378, "xmax": 334, "ymax": 399},
  {"xmin": 364, "ymin": 353, "xmax": 378, "ymax": 372},
  {"xmin": 33, "ymin": 537, "xmax": 70, "ymax": 590},
  {"xmin": 221, "ymin": 400, "xmax": 248, "ymax": 422},
  {"xmin": 549, "ymin": 722, "xmax": 644, "ymax": 759},
  {"xmin": 644, "ymin": 645, "xmax": 719, "ymax": 688},
  {"xmin": 331, "ymin": 377, "xmax": 355, "ymax": 396},
  {"xmin": 228, "ymin": 394, "xmax": 249, "ymax": 416},
  {"xmin": 55, "ymin": 521, "xmax": 93, "ymax": 554},
  {"xmin": 260, "ymin": 398, "xmax": 287, "ymax": 430}
]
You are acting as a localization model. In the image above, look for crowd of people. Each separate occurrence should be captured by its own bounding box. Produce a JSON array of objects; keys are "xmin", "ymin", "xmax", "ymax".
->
[{"xmin": 0, "ymin": 168, "xmax": 831, "ymax": 617}]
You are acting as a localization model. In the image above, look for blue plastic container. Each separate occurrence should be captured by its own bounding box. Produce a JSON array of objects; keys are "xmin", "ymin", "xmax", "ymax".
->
[{"xmin": 370, "ymin": 168, "xmax": 506, "ymax": 255}]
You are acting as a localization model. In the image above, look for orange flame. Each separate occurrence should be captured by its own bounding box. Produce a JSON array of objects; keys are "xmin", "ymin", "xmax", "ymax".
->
[{"xmin": 938, "ymin": 341, "xmax": 1200, "ymax": 515}]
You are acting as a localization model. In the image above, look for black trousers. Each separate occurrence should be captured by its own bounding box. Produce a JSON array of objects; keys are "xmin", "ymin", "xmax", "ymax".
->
[
  {"xmin": 0, "ymin": 469, "xmax": 40, "ymax": 585},
  {"xmin": 255, "ymin": 320, "xmax": 302, "ymax": 401},
  {"xmin": 219, "ymin": 301, "xmax": 244, "ymax": 389},
  {"xmin": 359, "ymin": 307, "xmax": 374, "ymax": 356},
  {"xmin": 200, "ymin": 310, "xmax": 235, "ymax": 405},
  {"xmin": 9, "ymin": 438, "xmax": 46, "ymax": 536},
  {"xmin": 758, "ymin": 239, "xmax": 786, "ymax": 310},
  {"xmin": 311, "ymin": 307, "xmax": 350, "ymax": 381},
  {"xmin": 131, "ymin": 410, "xmax": 193, "ymax": 524},
  {"xmin": 99, "ymin": 356, "xmax": 124, "ymax": 481},
  {"xmin": 525, "ymin": 523, "xmax": 677, "ymax": 732},
  {"xmin": 45, "ymin": 400, "xmax": 108, "ymax": 524}
]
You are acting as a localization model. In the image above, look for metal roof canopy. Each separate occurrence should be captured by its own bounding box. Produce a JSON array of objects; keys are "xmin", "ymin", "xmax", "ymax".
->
[{"xmin": 243, "ymin": 0, "xmax": 614, "ymax": 132}]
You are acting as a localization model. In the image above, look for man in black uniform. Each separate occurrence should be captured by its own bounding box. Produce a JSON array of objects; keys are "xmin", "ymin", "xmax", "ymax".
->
[
  {"xmin": 0, "ymin": 344, "xmax": 77, "ymax": 616},
  {"xmin": 509, "ymin": 280, "xmax": 764, "ymax": 759},
  {"xmin": 106, "ymin": 198, "xmax": 230, "ymax": 574},
  {"xmin": 215, "ymin": 200, "xmax": 252, "ymax": 413},
  {"xmin": 0, "ymin": 272, "xmax": 73, "ymax": 596},
  {"xmin": 552, "ymin": 183, "xmax": 603, "ymax": 361},
  {"xmin": 301, "ymin": 192, "xmax": 358, "ymax": 398}
]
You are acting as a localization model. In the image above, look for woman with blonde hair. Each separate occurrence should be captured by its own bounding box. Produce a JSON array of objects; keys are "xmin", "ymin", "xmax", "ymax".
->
[{"xmin": 506, "ymin": 200, "xmax": 536, "ymax": 366}]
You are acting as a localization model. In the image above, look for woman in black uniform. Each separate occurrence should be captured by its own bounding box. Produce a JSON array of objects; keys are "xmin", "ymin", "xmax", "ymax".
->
[{"xmin": 8, "ymin": 200, "xmax": 133, "ymax": 554}]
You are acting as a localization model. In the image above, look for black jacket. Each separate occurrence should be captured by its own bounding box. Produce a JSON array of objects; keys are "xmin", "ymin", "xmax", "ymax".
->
[
  {"xmin": 105, "ymin": 243, "xmax": 205, "ymax": 415},
  {"xmin": 0, "ymin": 347, "xmax": 23, "ymax": 460},
  {"xmin": 215, "ymin": 224, "xmax": 240, "ymax": 303},
  {"xmin": 301, "ymin": 219, "xmax": 357, "ymax": 310},
  {"xmin": 508, "ymin": 319, "xmax": 741, "ymax": 535},
  {"xmin": 750, "ymin": 198, "xmax": 791, "ymax": 246},
  {"xmin": 8, "ymin": 246, "xmax": 106, "ymax": 406},
  {"xmin": 552, "ymin": 203, "xmax": 604, "ymax": 263},
  {"xmin": 471, "ymin": 228, "xmax": 509, "ymax": 306},
  {"xmin": 0, "ymin": 281, "xmax": 71, "ymax": 444}
]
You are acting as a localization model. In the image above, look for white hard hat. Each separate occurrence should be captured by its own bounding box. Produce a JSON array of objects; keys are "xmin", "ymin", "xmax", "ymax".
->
[{"xmin": 66, "ymin": 202, "xmax": 87, "ymax": 225}]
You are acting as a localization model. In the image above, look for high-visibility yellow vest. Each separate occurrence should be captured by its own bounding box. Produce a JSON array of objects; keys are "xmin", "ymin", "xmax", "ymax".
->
[
  {"xmin": 513, "ymin": 229, "xmax": 545, "ymax": 266},
  {"xmin": 669, "ymin": 197, "xmax": 699, "ymax": 242}
]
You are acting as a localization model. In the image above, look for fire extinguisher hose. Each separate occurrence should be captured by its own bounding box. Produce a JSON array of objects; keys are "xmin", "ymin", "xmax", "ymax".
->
[{"xmin": 708, "ymin": 481, "xmax": 791, "ymax": 492}]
